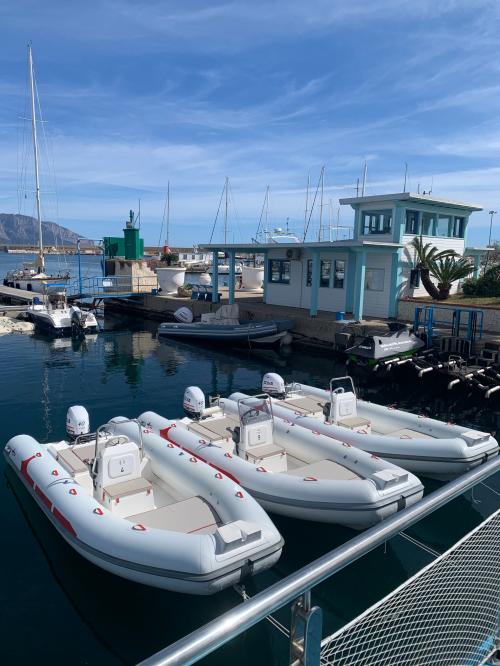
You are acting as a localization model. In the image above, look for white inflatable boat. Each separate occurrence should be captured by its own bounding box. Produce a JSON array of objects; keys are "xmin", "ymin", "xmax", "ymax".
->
[
  {"xmin": 139, "ymin": 388, "xmax": 424, "ymax": 529},
  {"xmin": 4, "ymin": 407, "xmax": 283, "ymax": 595},
  {"xmin": 261, "ymin": 373, "xmax": 499, "ymax": 480}
]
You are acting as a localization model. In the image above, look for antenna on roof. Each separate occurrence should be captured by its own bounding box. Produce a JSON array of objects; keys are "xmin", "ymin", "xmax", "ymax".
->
[
  {"xmin": 356, "ymin": 178, "xmax": 359, "ymax": 196},
  {"xmin": 417, "ymin": 183, "xmax": 420, "ymax": 194},
  {"xmin": 403, "ymin": 162, "xmax": 408, "ymax": 192},
  {"xmin": 429, "ymin": 176, "xmax": 433, "ymax": 195}
]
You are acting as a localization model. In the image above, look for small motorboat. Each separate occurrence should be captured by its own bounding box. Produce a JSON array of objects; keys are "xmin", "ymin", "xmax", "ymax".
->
[
  {"xmin": 139, "ymin": 387, "xmax": 424, "ymax": 529},
  {"xmin": 27, "ymin": 292, "xmax": 98, "ymax": 336},
  {"xmin": 346, "ymin": 323, "xmax": 425, "ymax": 367},
  {"xmin": 158, "ymin": 304, "xmax": 294, "ymax": 346},
  {"xmin": 4, "ymin": 407, "xmax": 283, "ymax": 594},
  {"xmin": 261, "ymin": 373, "xmax": 499, "ymax": 480}
]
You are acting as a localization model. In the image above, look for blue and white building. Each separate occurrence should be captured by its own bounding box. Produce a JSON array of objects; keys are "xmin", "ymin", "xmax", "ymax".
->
[{"xmin": 201, "ymin": 192, "xmax": 486, "ymax": 320}]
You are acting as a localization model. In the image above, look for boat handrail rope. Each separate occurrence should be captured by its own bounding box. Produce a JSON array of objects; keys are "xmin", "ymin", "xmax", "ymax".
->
[{"xmin": 136, "ymin": 455, "xmax": 500, "ymax": 666}]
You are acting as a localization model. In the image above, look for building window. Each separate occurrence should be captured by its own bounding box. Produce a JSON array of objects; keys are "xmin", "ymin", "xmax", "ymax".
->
[
  {"xmin": 365, "ymin": 268, "xmax": 384, "ymax": 291},
  {"xmin": 405, "ymin": 210, "xmax": 420, "ymax": 234},
  {"xmin": 191, "ymin": 254, "xmax": 196, "ymax": 260},
  {"xmin": 269, "ymin": 259, "xmax": 291, "ymax": 284},
  {"xmin": 320, "ymin": 260, "xmax": 331, "ymax": 287},
  {"xmin": 436, "ymin": 215, "xmax": 451, "ymax": 237},
  {"xmin": 333, "ymin": 260, "xmax": 345, "ymax": 288},
  {"xmin": 410, "ymin": 268, "xmax": 420, "ymax": 288},
  {"xmin": 452, "ymin": 216, "xmax": 465, "ymax": 238},
  {"xmin": 362, "ymin": 210, "xmax": 392, "ymax": 235},
  {"xmin": 421, "ymin": 212, "xmax": 436, "ymax": 235}
]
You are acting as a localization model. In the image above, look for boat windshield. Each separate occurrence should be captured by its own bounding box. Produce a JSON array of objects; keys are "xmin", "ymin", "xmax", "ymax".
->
[{"xmin": 238, "ymin": 395, "xmax": 273, "ymax": 426}]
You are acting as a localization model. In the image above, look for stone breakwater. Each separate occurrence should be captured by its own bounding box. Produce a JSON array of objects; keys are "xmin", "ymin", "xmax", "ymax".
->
[{"xmin": 0, "ymin": 316, "xmax": 34, "ymax": 336}]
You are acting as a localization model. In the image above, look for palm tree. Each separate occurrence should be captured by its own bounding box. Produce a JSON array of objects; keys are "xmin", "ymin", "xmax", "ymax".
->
[
  {"xmin": 429, "ymin": 257, "xmax": 474, "ymax": 299},
  {"xmin": 410, "ymin": 237, "xmax": 457, "ymax": 299}
]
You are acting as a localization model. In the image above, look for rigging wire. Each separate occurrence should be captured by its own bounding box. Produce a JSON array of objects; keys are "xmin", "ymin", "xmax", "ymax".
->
[
  {"xmin": 302, "ymin": 168, "xmax": 323, "ymax": 242},
  {"xmin": 209, "ymin": 182, "xmax": 226, "ymax": 243}
]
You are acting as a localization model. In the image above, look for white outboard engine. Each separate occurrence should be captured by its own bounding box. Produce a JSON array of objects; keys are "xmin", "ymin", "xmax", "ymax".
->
[
  {"xmin": 66, "ymin": 405, "xmax": 90, "ymax": 441},
  {"xmin": 262, "ymin": 373, "xmax": 286, "ymax": 398},
  {"xmin": 174, "ymin": 307, "xmax": 194, "ymax": 323},
  {"xmin": 183, "ymin": 386, "xmax": 206, "ymax": 420}
]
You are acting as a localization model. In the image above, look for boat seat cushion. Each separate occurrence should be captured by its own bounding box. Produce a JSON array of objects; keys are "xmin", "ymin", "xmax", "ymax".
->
[
  {"xmin": 56, "ymin": 448, "xmax": 88, "ymax": 475},
  {"xmin": 286, "ymin": 459, "xmax": 361, "ymax": 481},
  {"xmin": 188, "ymin": 416, "xmax": 238, "ymax": 441},
  {"xmin": 281, "ymin": 396, "xmax": 325, "ymax": 415},
  {"xmin": 390, "ymin": 428, "xmax": 434, "ymax": 440},
  {"xmin": 246, "ymin": 442, "xmax": 285, "ymax": 462},
  {"xmin": 72, "ymin": 443, "xmax": 97, "ymax": 462},
  {"xmin": 128, "ymin": 496, "xmax": 221, "ymax": 534},
  {"xmin": 338, "ymin": 416, "xmax": 371, "ymax": 429},
  {"xmin": 103, "ymin": 476, "xmax": 152, "ymax": 499}
]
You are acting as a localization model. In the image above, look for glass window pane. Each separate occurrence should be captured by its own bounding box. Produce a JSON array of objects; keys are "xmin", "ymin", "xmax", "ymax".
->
[
  {"xmin": 421, "ymin": 212, "xmax": 435, "ymax": 235},
  {"xmin": 270, "ymin": 260, "xmax": 281, "ymax": 282},
  {"xmin": 281, "ymin": 261, "xmax": 291, "ymax": 283},
  {"xmin": 333, "ymin": 260, "xmax": 345, "ymax": 288},
  {"xmin": 436, "ymin": 215, "xmax": 451, "ymax": 237},
  {"xmin": 320, "ymin": 260, "xmax": 331, "ymax": 287},
  {"xmin": 453, "ymin": 217, "xmax": 465, "ymax": 238},
  {"xmin": 362, "ymin": 210, "xmax": 392, "ymax": 235},
  {"xmin": 306, "ymin": 259, "xmax": 312, "ymax": 286},
  {"xmin": 405, "ymin": 210, "xmax": 420, "ymax": 234}
]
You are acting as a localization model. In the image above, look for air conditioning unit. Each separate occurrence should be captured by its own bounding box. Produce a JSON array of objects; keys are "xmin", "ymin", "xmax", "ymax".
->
[{"xmin": 286, "ymin": 248, "xmax": 302, "ymax": 260}]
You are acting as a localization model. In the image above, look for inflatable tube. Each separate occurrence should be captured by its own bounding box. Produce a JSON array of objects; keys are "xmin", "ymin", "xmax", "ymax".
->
[
  {"xmin": 267, "ymin": 383, "xmax": 499, "ymax": 480},
  {"xmin": 4, "ymin": 425, "xmax": 282, "ymax": 595},
  {"xmin": 140, "ymin": 400, "xmax": 423, "ymax": 529}
]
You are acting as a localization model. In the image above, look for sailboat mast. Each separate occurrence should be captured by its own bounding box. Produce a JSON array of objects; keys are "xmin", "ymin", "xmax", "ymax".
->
[
  {"xmin": 224, "ymin": 176, "xmax": 229, "ymax": 244},
  {"xmin": 28, "ymin": 44, "xmax": 44, "ymax": 271},
  {"xmin": 166, "ymin": 181, "xmax": 170, "ymax": 246}
]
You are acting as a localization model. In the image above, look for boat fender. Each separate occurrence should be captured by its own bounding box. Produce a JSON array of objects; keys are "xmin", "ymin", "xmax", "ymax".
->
[{"xmin": 322, "ymin": 402, "xmax": 331, "ymax": 421}]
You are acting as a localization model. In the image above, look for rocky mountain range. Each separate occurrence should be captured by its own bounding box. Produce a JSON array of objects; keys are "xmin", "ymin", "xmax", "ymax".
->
[{"xmin": 0, "ymin": 213, "xmax": 89, "ymax": 246}]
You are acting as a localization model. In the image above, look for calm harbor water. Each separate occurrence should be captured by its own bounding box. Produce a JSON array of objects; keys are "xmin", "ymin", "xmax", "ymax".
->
[{"xmin": 1, "ymin": 254, "xmax": 499, "ymax": 665}]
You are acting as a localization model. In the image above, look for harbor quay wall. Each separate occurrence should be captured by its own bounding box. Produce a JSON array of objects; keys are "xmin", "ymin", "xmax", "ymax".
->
[
  {"xmin": 397, "ymin": 298, "xmax": 500, "ymax": 335},
  {"xmin": 104, "ymin": 293, "xmax": 390, "ymax": 347}
]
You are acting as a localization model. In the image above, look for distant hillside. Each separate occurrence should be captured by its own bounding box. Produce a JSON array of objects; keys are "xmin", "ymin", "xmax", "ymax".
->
[{"xmin": 0, "ymin": 214, "xmax": 91, "ymax": 246}]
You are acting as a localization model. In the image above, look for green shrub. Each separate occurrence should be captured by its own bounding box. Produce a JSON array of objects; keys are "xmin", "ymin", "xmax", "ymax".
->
[{"xmin": 461, "ymin": 265, "xmax": 500, "ymax": 297}]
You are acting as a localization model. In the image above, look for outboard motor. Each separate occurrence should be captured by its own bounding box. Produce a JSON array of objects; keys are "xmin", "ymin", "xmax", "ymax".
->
[
  {"xmin": 183, "ymin": 386, "xmax": 206, "ymax": 420},
  {"xmin": 66, "ymin": 405, "xmax": 90, "ymax": 442},
  {"xmin": 174, "ymin": 307, "xmax": 194, "ymax": 324},
  {"xmin": 70, "ymin": 306, "xmax": 87, "ymax": 337},
  {"xmin": 262, "ymin": 373, "xmax": 286, "ymax": 399}
]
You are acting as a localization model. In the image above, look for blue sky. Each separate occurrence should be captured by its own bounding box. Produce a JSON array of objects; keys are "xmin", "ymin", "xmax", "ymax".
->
[{"xmin": 1, "ymin": 0, "xmax": 500, "ymax": 246}]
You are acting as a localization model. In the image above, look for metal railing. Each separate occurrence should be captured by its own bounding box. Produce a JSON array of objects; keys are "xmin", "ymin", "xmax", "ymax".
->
[
  {"xmin": 67, "ymin": 274, "xmax": 158, "ymax": 299},
  {"xmin": 137, "ymin": 456, "xmax": 500, "ymax": 666}
]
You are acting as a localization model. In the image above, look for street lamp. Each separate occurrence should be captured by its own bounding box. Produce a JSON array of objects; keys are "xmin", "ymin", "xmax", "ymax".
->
[
  {"xmin": 485, "ymin": 210, "xmax": 497, "ymax": 272},
  {"xmin": 488, "ymin": 210, "xmax": 497, "ymax": 247}
]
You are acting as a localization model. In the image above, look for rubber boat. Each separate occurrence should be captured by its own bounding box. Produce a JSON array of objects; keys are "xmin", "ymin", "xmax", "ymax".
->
[
  {"xmin": 139, "ymin": 388, "xmax": 424, "ymax": 529},
  {"xmin": 158, "ymin": 304, "xmax": 294, "ymax": 346},
  {"xmin": 260, "ymin": 373, "xmax": 499, "ymax": 480},
  {"xmin": 346, "ymin": 323, "xmax": 425, "ymax": 367},
  {"xmin": 28, "ymin": 292, "xmax": 98, "ymax": 336},
  {"xmin": 4, "ymin": 407, "xmax": 283, "ymax": 594}
]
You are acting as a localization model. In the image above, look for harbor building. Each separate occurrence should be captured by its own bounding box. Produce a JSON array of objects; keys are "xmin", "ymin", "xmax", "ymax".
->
[{"xmin": 202, "ymin": 192, "xmax": 487, "ymax": 320}]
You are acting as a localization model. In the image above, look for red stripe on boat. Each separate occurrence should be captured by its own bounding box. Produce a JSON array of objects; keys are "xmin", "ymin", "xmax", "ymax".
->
[
  {"xmin": 35, "ymin": 485, "xmax": 52, "ymax": 511},
  {"xmin": 52, "ymin": 507, "xmax": 77, "ymax": 538},
  {"xmin": 159, "ymin": 424, "xmax": 240, "ymax": 484},
  {"xmin": 20, "ymin": 454, "xmax": 38, "ymax": 487}
]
